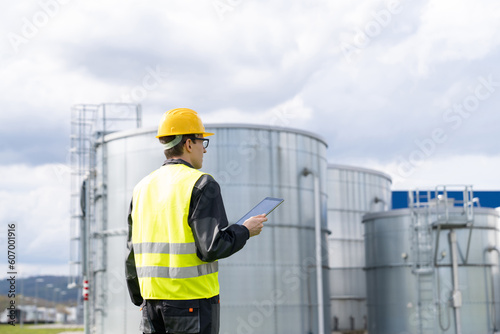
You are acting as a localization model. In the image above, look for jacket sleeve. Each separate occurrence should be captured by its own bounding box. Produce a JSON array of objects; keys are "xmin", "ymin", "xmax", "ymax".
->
[
  {"xmin": 189, "ymin": 175, "xmax": 250, "ymax": 262},
  {"xmin": 125, "ymin": 200, "xmax": 143, "ymax": 306}
]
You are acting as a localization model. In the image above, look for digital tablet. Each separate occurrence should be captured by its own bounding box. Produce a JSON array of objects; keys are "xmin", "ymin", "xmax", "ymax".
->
[{"xmin": 235, "ymin": 197, "xmax": 284, "ymax": 225}]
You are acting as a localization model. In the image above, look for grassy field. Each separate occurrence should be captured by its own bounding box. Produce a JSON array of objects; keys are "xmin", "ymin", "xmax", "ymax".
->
[{"xmin": 0, "ymin": 324, "xmax": 83, "ymax": 334}]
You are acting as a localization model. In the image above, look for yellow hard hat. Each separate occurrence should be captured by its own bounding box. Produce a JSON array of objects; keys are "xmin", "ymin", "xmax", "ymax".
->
[{"xmin": 156, "ymin": 108, "xmax": 214, "ymax": 138}]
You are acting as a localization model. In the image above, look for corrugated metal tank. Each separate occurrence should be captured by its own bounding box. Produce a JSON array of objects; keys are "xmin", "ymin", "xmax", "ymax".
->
[
  {"xmin": 363, "ymin": 206, "xmax": 500, "ymax": 334},
  {"xmin": 93, "ymin": 124, "xmax": 331, "ymax": 334},
  {"xmin": 326, "ymin": 165, "xmax": 392, "ymax": 332}
]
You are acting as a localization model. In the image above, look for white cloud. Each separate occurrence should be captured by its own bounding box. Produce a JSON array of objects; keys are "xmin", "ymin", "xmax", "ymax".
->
[
  {"xmin": 380, "ymin": 0, "xmax": 500, "ymax": 75},
  {"xmin": 204, "ymin": 108, "xmax": 251, "ymax": 124},
  {"xmin": 202, "ymin": 95, "xmax": 313, "ymax": 128},
  {"xmin": 376, "ymin": 154, "xmax": 500, "ymax": 191},
  {"xmin": 0, "ymin": 164, "xmax": 70, "ymax": 274},
  {"xmin": 338, "ymin": 153, "xmax": 500, "ymax": 193}
]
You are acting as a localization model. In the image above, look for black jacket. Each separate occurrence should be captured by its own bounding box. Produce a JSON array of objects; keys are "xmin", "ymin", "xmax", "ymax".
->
[{"xmin": 126, "ymin": 159, "xmax": 250, "ymax": 305}]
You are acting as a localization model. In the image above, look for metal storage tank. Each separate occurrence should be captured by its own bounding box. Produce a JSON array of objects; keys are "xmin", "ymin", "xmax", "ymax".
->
[
  {"xmin": 91, "ymin": 124, "xmax": 331, "ymax": 334},
  {"xmin": 363, "ymin": 188, "xmax": 500, "ymax": 334},
  {"xmin": 326, "ymin": 165, "xmax": 392, "ymax": 332}
]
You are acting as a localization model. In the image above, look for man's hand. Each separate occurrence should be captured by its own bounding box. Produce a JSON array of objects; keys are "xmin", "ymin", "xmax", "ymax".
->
[{"xmin": 243, "ymin": 214, "xmax": 267, "ymax": 237}]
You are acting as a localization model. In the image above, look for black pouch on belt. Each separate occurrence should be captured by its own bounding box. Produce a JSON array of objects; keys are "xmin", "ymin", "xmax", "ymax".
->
[{"xmin": 161, "ymin": 299, "xmax": 200, "ymax": 333}]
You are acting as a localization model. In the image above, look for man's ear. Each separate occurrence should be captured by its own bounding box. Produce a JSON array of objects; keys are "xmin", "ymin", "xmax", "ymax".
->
[{"xmin": 184, "ymin": 138, "xmax": 193, "ymax": 153}]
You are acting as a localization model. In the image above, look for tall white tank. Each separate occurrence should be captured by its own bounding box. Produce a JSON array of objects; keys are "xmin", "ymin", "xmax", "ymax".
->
[
  {"xmin": 91, "ymin": 124, "xmax": 331, "ymax": 334},
  {"xmin": 363, "ymin": 198, "xmax": 500, "ymax": 334},
  {"xmin": 326, "ymin": 164, "xmax": 392, "ymax": 332}
]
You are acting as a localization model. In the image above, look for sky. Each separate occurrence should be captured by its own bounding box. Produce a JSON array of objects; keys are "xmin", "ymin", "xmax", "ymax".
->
[{"xmin": 0, "ymin": 0, "xmax": 499, "ymax": 279}]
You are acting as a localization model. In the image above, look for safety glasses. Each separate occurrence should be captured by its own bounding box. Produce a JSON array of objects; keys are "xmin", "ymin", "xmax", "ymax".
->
[{"xmin": 189, "ymin": 137, "xmax": 209, "ymax": 148}]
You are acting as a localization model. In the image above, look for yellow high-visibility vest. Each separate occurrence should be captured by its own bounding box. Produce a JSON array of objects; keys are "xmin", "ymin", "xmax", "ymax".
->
[{"xmin": 131, "ymin": 163, "xmax": 219, "ymax": 300}]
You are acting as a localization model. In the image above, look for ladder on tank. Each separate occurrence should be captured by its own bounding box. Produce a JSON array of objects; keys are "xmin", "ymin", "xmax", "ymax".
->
[
  {"xmin": 409, "ymin": 190, "xmax": 436, "ymax": 334},
  {"xmin": 69, "ymin": 103, "xmax": 141, "ymax": 334}
]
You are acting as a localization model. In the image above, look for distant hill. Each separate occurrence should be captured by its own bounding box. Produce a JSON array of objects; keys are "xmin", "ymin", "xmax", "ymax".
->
[{"xmin": 0, "ymin": 275, "xmax": 79, "ymax": 304}]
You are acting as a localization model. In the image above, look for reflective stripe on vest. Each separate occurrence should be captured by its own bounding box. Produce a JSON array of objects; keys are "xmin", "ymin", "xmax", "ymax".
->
[
  {"xmin": 133, "ymin": 242, "xmax": 197, "ymax": 255},
  {"xmin": 132, "ymin": 164, "xmax": 219, "ymax": 300},
  {"xmin": 137, "ymin": 262, "xmax": 218, "ymax": 279}
]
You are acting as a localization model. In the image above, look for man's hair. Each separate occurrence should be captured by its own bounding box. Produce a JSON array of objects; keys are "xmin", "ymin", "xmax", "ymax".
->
[{"xmin": 159, "ymin": 135, "xmax": 187, "ymax": 158}]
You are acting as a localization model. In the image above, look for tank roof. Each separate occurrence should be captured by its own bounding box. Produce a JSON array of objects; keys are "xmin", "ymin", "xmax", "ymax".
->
[
  {"xmin": 104, "ymin": 123, "xmax": 328, "ymax": 146},
  {"xmin": 362, "ymin": 206, "xmax": 500, "ymax": 222},
  {"xmin": 328, "ymin": 163, "xmax": 392, "ymax": 182},
  {"xmin": 103, "ymin": 126, "xmax": 157, "ymax": 142}
]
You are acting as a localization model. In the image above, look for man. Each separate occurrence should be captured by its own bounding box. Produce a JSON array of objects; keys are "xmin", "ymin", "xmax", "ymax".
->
[{"xmin": 126, "ymin": 108, "xmax": 266, "ymax": 334}]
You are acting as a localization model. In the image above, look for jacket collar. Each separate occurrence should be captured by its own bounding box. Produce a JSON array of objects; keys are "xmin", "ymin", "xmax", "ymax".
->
[{"xmin": 162, "ymin": 158, "xmax": 194, "ymax": 169}]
